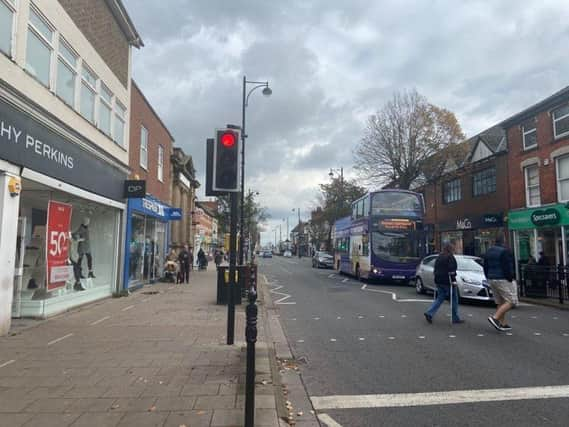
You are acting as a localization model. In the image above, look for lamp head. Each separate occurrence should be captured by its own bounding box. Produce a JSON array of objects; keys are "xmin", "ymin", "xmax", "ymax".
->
[
  {"xmin": 329, "ymin": 169, "xmax": 334, "ymax": 178},
  {"xmin": 262, "ymin": 86, "xmax": 272, "ymax": 97}
]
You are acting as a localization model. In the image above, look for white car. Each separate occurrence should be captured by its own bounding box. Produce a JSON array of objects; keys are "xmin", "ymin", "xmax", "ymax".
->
[
  {"xmin": 283, "ymin": 250, "xmax": 292, "ymax": 258},
  {"xmin": 415, "ymin": 254, "xmax": 493, "ymax": 302}
]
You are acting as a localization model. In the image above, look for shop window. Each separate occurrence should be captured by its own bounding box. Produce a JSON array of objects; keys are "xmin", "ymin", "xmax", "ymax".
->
[
  {"xmin": 524, "ymin": 164, "xmax": 541, "ymax": 207},
  {"xmin": 55, "ymin": 38, "xmax": 77, "ymax": 107},
  {"xmin": 80, "ymin": 64, "xmax": 97, "ymax": 123},
  {"xmin": 556, "ymin": 155, "xmax": 569, "ymax": 202},
  {"xmin": 521, "ymin": 117, "xmax": 537, "ymax": 150},
  {"xmin": 26, "ymin": 8, "xmax": 54, "ymax": 87},
  {"xmin": 0, "ymin": 0, "xmax": 16, "ymax": 56},
  {"xmin": 472, "ymin": 167, "xmax": 496, "ymax": 197},
  {"xmin": 158, "ymin": 145, "xmax": 164, "ymax": 182},
  {"xmin": 552, "ymin": 104, "xmax": 569, "ymax": 139},
  {"xmin": 443, "ymin": 179, "xmax": 461, "ymax": 204},
  {"xmin": 114, "ymin": 102, "xmax": 126, "ymax": 147},
  {"xmin": 140, "ymin": 126, "xmax": 148, "ymax": 169},
  {"xmin": 99, "ymin": 84, "xmax": 113, "ymax": 137}
]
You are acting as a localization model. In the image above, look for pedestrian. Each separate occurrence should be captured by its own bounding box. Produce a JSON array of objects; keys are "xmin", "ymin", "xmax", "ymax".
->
[
  {"xmin": 484, "ymin": 236, "xmax": 517, "ymax": 331},
  {"xmin": 424, "ymin": 242, "xmax": 464, "ymax": 324},
  {"xmin": 189, "ymin": 247, "xmax": 194, "ymax": 271},
  {"xmin": 178, "ymin": 244, "xmax": 191, "ymax": 284},
  {"xmin": 214, "ymin": 250, "xmax": 223, "ymax": 268}
]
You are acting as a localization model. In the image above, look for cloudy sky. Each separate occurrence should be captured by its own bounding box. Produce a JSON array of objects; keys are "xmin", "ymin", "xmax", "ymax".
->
[{"xmin": 123, "ymin": 0, "xmax": 569, "ymax": 244}]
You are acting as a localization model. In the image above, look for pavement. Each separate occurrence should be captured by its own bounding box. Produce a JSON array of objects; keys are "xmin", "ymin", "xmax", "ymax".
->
[
  {"xmin": 0, "ymin": 266, "xmax": 280, "ymax": 427},
  {"xmin": 259, "ymin": 255, "xmax": 569, "ymax": 427}
]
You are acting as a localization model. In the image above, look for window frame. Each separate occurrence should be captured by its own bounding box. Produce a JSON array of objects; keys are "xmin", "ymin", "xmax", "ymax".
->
[
  {"xmin": 26, "ymin": 6, "xmax": 55, "ymax": 88},
  {"xmin": 556, "ymin": 155, "xmax": 569, "ymax": 203},
  {"xmin": 79, "ymin": 62, "xmax": 97, "ymax": 124},
  {"xmin": 157, "ymin": 145, "xmax": 164, "ymax": 182},
  {"xmin": 99, "ymin": 83, "xmax": 113, "ymax": 137},
  {"xmin": 472, "ymin": 167, "xmax": 497, "ymax": 197},
  {"xmin": 521, "ymin": 118, "xmax": 537, "ymax": 150},
  {"xmin": 443, "ymin": 178, "xmax": 461, "ymax": 204},
  {"xmin": 0, "ymin": 0, "xmax": 17, "ymax": 58},
  {"xmin": 55, "ymin": 37, "xmax": 78, "ymax": 108},
  {"xmin": 552, "ymin": 105, "xmax": 569, "ymax": 140},
  {"xmin": 114, "ymin": 101, "xmax": 126, "ymax": 147},
  {"xmin": 524, "ymin": 164, "xmax": 541, "ymax": 208},
  {"xmin": 140, "ymin": 125, "xmax": 149, "ymax": 170}
]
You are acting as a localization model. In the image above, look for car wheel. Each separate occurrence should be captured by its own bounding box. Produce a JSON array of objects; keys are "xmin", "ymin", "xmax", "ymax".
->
[{"xmin": 416, "ymin": 277, "xmax": 426, "ymax": 294}]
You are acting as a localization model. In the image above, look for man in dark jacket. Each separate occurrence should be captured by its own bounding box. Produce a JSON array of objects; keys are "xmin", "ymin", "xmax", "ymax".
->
[
  {"xmin": 424, "ymin": 242, "xmax": 463, "ymax": 324},
  {"xmin": 484, "ymin": 236, "xmax": 516, "ymax": 331},
  {"xmin": 178, "ymin": 245, "xmax": 191, "ymax": 284}
]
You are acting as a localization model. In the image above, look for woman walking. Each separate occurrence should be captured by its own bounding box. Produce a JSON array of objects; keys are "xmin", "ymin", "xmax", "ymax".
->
[{"xmin": 424, "ymin": 242, "xmax": 464, "ymax": 324}]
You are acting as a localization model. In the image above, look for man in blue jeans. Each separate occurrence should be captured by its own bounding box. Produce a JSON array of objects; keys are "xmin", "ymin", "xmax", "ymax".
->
[{"xmin": 424, "ymin": 242, "xmax": 464, "ymax": 324}]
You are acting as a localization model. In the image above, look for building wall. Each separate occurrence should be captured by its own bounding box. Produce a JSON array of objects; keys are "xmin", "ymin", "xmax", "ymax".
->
[
  {"xmin": 507, "ymin": 110, "xmax": 569, "ymax": 209},
  {"xmin": 129, "ymin": 82, "xmax": 172, "ymax": 203},
  {"xmin": 57, "ymin": 0, "xmax": 130, "ymax": 87},
  {"xmin": 1, "ymin": 0, "xmax": 131, "ymax": 166}
]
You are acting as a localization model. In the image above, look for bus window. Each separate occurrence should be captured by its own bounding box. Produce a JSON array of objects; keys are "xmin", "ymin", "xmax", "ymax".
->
[
  {"xmin": 362, "ymin": 234, "xmax": 369, "ymax": 256},
  {"xmin": 358, "ymin": 200, "xmax": 364, "ymax": 218},
  {"xmin": 363, "ymin": 197, "xmax": 369, "ymax": 217},
  {"xmin": 352, "ymin": 203, "xmax": 358, "ymax": 219}
]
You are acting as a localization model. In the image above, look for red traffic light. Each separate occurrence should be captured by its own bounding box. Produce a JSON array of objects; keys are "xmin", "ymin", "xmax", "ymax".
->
[{"xmin": 220, "ymin": 132, "xmax": 236, "ymax": 148}]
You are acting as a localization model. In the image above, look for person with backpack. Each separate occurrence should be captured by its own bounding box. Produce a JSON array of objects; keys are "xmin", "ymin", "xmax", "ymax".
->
[
  {"xmin": 424, "ymin": 242, "xmax": 464, "ymax": 324},
  {"xmin": 484, "ymin": 236, "xmax": 517, "ymax": 331}
]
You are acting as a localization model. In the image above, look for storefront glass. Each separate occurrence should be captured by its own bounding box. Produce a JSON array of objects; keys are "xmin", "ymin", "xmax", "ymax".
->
[
  {"xmin": 516, "ymin": 230, "xmax": 536, "ymax": 264},
  {"xmin": 13, "ymin": 179, "xmax": 119, "ymax": 318},
  {"xmin": 441, "ymin": 231, "xmax": 463, "ymax": 254}
]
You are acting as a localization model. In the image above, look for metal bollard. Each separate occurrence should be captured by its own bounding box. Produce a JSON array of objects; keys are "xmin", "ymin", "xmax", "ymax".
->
[{"xmin": 244, "ymin": 273, "xmax": 258, "ymax": 427}]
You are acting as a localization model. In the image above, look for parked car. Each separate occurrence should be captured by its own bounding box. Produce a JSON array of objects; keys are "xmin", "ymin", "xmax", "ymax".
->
[
  {"xmin": 283, "ymin": 250, "xmax": 292, "ymax": 258},
  {"xmin": 312, "ymin": 251, "xmax": 334, "ymax": 269},
  {"xmin": 415, "ymin": 254, "xmax": 493, "ymax": 302},
  {"xmin": 262, "ymin": 251, "xmax": 273, "ymax": 258}
]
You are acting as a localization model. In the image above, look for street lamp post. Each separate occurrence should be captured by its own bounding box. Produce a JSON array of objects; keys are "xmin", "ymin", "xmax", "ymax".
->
[{"xmin": 239, "ymin": 76, "xmax": 272, "ymax": 266}]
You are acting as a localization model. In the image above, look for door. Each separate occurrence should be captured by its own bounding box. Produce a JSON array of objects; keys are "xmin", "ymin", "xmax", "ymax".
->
[{"xmin": 12, "ymin": 217, "xmax": 27, "ymax": 318}]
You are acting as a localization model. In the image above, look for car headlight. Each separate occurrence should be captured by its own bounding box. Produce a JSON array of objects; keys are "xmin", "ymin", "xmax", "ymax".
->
[{"xmin": 460, "ymin": 276, "xmax": 482, "ymax": 286}]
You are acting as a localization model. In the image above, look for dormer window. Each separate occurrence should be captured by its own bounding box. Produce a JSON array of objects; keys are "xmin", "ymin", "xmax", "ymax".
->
[{"xmin": 521, "ymin": 118, "xmax": 537, "ymax": 150}]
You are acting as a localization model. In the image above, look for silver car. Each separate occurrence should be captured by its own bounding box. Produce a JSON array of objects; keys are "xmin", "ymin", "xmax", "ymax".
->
[{"xmin": 415, "ymin": 254, "xmax": 493, "ymax": 302}]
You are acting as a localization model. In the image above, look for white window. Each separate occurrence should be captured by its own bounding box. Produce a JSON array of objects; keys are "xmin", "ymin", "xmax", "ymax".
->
[
  {"xmin": 0, "ymin": 0, "xmax": 16, "ymax": 57},
  {"xmin": 114, "ymin": 101, "xmax": 126, "ymax": 147},
  {"xmin": 26, "ymin": 8, "xmax": 54, "ymax": 87},
  {"xmin": 99, "ymin": 84, "xmax": 112, "ymax": 137},
  {"xmin": 56, "ymin": 38, "xmax": 77, "ymax": 107},
  {"xmin": 80, "ymin": 64, "xmax": 97, "ymax": 123},
  {"xmin": 557, "ymin": 155, "xmax": 569, "ymax": 202},
  {"xmin": 552, "ymin": 105, "xmax": 569, "ymax": 139},
  {"xmin": 158, "ymin": 145, "xmax": 164, "ymax": 182},
  {"xmin": 140, "ymin": 126, "xmax": 148, "ymax": 169},
  {"xmin": 524, "ymin": 164, "xmax": 541, "ymax": 207},
  {"xmin": 521, "ymin": 118, "xmax": 537, "ymax": 150}
]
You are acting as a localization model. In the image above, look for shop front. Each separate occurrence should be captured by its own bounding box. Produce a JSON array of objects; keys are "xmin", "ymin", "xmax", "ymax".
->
[
  {"xmin": 439, "ymin": 213, "xmax": 506, "ymax": 256},
  {"xmin": 124, "ymin": 196, "xmax": 180, "ymax": 289},
  {"xmin": 509, "ymin": 204, "xmax": 569, "ymax": 271},
  {"xmin": 1, "ymin": 93, "xmax": 127, "ymax": 321}
]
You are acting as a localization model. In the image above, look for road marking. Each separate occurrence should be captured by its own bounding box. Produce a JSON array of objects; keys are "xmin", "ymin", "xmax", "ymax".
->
[
  {"xmin": 357, "ymin": 315, "xmax": 364, "ymax": 319},
  {"xmin": 534, "ymin": 332, "xmax": 542, "ymax": 336},
  {"xmin": 361, "ymin": 284, "xmax": 431, "ymax": 302},
  {"xmin": 268, "ymin": 283, "xmax": 296, "ymax": 305},
  {"xmin": 90, "ymin": 316, "xmax": 111, "ymax": 326},
  {"xmin": 388, "ymin": 336, "xmax": 395, "ymax": 340},
  {"xmin": 342, "ymin": 278, "xmax": 349, "ymax": 283},
  {"xmin": 418, "ymin": 336, "xmax": 425, "ymax": 339},
  {"xmin": 477, "ymin": 334, "xmax": 485, "ymax": 337},
  {"xmin": 297, "ymin": 340, "xmax": 305, "ymax": 343},
  {"xmin": 330, "ymin": 338, "xmax": 337, "ymax": 342},
  {"xmin": 328, "ymin": 274, "xmax": 336, "ymax": 278},
  {"xmin": 563, "ymin": 333, "xmax": 568, "ymax": 337},
  {"xmin": 449, "ymin": 335, "xmax": 456, "ymax": 338},
  {"xmin": 122, "ymin": 305, "xmax": 135, "ymax": 312},
  {"xmin": 313, "ymin": 317, "xmax": 320, "ymax": 320},
  {"xmin": 506, "ymin": 333, "xmax": 513, "ymax": 336},
  {"xmin": 0, "ymin": 360, "xmax": 16, "ymax": 369},
  {"xmin": 311, "ymin": 385, "xmax": 569, "ymax": 410},
  {"xmin": 318, "ymin": 413, "xmax": 344, "ymax": 427},
  {"xmin": 401, "ymin": 315, "xmax": 407, "ymax": 318},
  {"xmin": 47, "ymin": 333, "xmax": 73, "ymax": 346},
  {"xmin": 379, "ymin": 315, "xmax": 385, "ymax": 318},
  {"xmin": 337, "ymin": 316, "xmax": 343, "ymax": 320},
  {"xmin": 358, "ymin": 337, "xmax": 365, "ymax": 341}
]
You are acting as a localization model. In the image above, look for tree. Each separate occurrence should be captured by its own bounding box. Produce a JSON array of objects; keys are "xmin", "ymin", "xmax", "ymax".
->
[{"xmin": 354, "ymin": 89, "xmax": 465, "ymax": 189}]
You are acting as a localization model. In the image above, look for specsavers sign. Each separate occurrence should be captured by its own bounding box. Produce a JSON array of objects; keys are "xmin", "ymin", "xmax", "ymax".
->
[{"xmin": 508, "ymin": 204, "xmax": 569, "ymax": 230}]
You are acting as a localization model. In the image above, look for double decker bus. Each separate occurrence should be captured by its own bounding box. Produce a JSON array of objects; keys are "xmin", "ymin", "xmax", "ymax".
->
[{"xmin": 333, "ymin": 189, "xmax": 426, "ymax": 284}]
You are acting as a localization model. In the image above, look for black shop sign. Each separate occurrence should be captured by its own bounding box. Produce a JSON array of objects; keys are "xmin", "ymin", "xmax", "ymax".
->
[{"xmin": 0, "ymin": 99, "xmax": 126, "ymax": 201}]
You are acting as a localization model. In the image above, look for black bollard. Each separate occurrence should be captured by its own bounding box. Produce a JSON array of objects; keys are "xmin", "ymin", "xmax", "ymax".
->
[{"xmin": 244, "ymin": 278, "xmax": 258, "ymax": 427}]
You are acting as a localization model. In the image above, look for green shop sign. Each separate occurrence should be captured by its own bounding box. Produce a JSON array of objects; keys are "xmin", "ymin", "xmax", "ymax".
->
[{"xmin": 508, "ymin": 204, "xmax": 569, "ymax": 230}]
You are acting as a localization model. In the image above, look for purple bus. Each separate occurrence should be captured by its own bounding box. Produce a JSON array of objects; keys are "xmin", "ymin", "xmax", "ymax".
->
[{"xmin": 333, "ymin": 190, "xmax": 426, "ymax": 284}]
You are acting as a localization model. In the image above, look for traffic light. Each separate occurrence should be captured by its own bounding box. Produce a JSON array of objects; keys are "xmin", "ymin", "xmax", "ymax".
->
[{"xmin": 213, "ymin": 129, "xmax": 240, "ymax": 192}]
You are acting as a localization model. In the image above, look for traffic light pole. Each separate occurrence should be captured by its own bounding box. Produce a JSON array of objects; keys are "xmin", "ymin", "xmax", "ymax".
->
[
  {"xmin": 239, "ymin": 76, "xmax": 247, "ymax": 266},
  {"xmin": 227, "ymin": 192, "xmax": 238, "ymax": 345}
]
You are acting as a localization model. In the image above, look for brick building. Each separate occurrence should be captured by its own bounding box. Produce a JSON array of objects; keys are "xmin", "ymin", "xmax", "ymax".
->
[
  {"xmin": 194, "ymin": 201, "xmax": 219, "ymax": 255},
  {"xmin": 502, "ymin": 86, "xmax": 569, "ymax": 270},
  {"xmin": 422, "ymin": 126, "xmax": 509, "ymax": 256},
  {"xmin": 123, "ymin": 81, "xmax": 175, "ymax": 290},
  {"xmin": 0, "ymin": 0, "xmax": 141, "ymax": 332}
]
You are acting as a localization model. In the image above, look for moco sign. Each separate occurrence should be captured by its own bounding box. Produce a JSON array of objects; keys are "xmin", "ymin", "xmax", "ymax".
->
[
  {"xmin": 124, "ymin": 180, "xmax": 146, "ymax": 198},
  {"xmin": 531, "ymin": 208, "xmax": 561, "ymax": 226}
]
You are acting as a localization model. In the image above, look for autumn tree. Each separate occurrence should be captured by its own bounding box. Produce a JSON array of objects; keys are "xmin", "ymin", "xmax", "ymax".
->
[{"xmin": 354, "ymin": 89, "xmax": 465, "ymax": 189}]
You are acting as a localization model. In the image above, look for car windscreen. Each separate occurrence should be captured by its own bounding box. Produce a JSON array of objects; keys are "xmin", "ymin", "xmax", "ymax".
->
[{"xmin": 457, "ymin": 257, "xmax": 483, "ymax": 272}]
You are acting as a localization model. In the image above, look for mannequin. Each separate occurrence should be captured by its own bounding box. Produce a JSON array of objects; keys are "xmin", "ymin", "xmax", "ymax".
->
[
  {"xmin": 73, "ymin": 217, "xmax": 95, "ymax": 279},
  {"xmin": 67, "ymin": 232, "xmax": 85, "ymax": 291}
]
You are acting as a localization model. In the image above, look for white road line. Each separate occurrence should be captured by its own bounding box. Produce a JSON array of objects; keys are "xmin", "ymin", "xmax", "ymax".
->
[
  {"xmin": 311, "ymin": 385, "xmax": 569, "ymax": 410},
  {"xmin": 47, "ymin": 333, "xmax": 73, "ymax": 346},
  {"xmin": 318, "ymin": 413, "xmax": 344, "ymax": 427},
  {"xmin": 328, "ymin": 274, "xmax": 336, "ymax": 278},
  {"xmin": 358, "ymin": 337, "xmax": 365, "ymax": 341},
  {"xmin": 122, "ymin": 305, "xmax": 135, "ymax": 312},
  {"xmin": 342, "ymin": 278, "xmax": 349, "ymax": 283},
  {"xmin": 0, "ymin": 360, "xmax": 16, "ymax": 369},
  {"xmin": 90, "ymin": 316, "xmax": 111, "ymax": 326},
  {"xmin": 330, "ymin": 338, "xmax": 337, "ymax": 342},
  {"xmin": 268, "ymin": 284, "xmax": 296, "ymax": 305},
  {"xmin": 361, "ymin": 284, "xmax": 431, "ymax": 302}
]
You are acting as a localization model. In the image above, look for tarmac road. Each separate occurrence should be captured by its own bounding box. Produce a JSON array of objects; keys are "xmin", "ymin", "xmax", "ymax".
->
[{"xmin": 259, "ymin": 255, "xmax": 569, "ymax": 427}]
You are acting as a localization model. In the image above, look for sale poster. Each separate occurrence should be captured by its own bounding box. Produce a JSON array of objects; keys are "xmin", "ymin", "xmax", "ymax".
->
[{"xmin": 46, "ymin": 201, "xmax": 73, "ymax": 291}]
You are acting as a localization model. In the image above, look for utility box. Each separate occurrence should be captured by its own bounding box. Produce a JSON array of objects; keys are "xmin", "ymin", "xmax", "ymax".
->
[{"xmin": 216, "ymin": 266, "xmax": 242, "ymax": 305}]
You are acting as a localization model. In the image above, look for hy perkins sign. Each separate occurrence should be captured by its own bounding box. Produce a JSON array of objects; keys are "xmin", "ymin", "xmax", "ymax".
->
[{"xmin": 508, "ymin": 204, "xmax": 569, "ymax": 230}]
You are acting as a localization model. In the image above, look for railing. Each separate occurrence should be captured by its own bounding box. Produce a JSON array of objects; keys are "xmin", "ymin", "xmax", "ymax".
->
[{"xmin": 519, "ymin": 265, "xmax": 568, "ymax": 304}]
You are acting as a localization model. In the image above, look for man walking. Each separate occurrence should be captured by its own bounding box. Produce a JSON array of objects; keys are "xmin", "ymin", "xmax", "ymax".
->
[
  {"xmin": 178, "ymin": 244, "xmax": 191, "ymax": 284},
  {"xmin": 484, "ymin": 236, "xmax": 517, "ymax": 331}
]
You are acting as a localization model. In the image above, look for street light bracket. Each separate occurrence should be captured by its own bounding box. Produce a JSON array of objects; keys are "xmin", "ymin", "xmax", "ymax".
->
[{"xmin": 245, "ymin": 82, "xmax": 271, "ymax": 107}]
